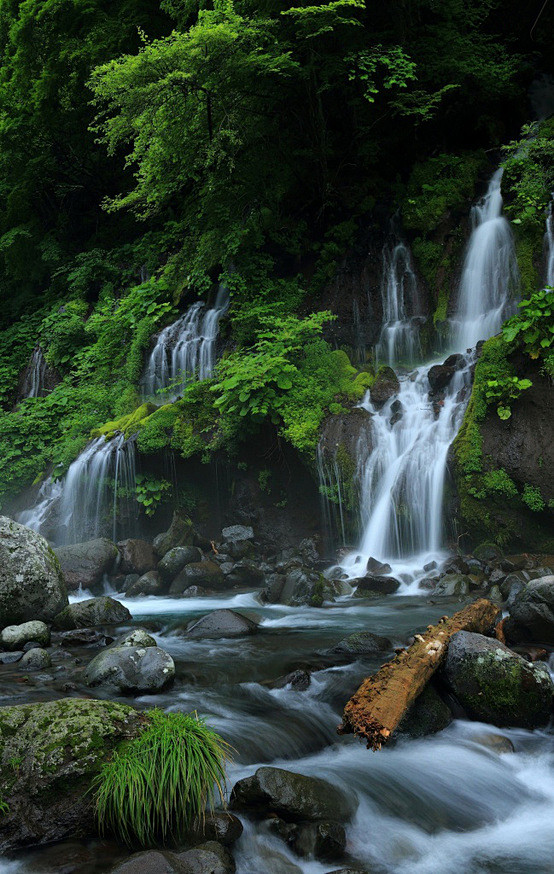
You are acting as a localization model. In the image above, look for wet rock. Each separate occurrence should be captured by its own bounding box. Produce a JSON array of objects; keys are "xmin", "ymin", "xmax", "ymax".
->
[
  {"xmin": 54, "ymin": 538, "xmax": 118, "ymax": 593},
  {"xmin": 182, "ymin": 585, "xmax": 207, "ymax": 598},
  {"xmin": 153, "ymin": 512, "xmax": 195, "ymax": 558},
  {"xmin": 110, "ymin": 851, "xmax": 179, "ymax": 874},
  {"xmin": 291, "ymin": 821, "xmax": 346, "ymax": 861},
  {"xmin": 443, "ymin": 353, "xmax": 466, "ymax": 370},
  {"xmin": 270, "ymin": 669, "xmax": 312, "ymax": 691},
  {"xmin": 159, "ymin": 546, "xmax": 203, "ymax": 581},
  {"xmin": 325, "ymin": 870, "xmax": 372, "ymax": 874},
  {"xmin": 23, "ymin": 840, "xmax": 98, "ymax": 873},
  {"xmin": 397, "ymin": 683, "xmax": 452, "ymax": 738},
  {"xmin": 0, "ymin": 698, "xmax": 143, "ymax": 850},
  {"xmin": 323, "ymin": 631, "xmax": 392, "ymax": 660},
  {"xmin": 55, "ymin": 628, "xmax": 113, "ymax": 647},
  {"xmin": 355, "ymin": 576, "xmax": 400, "ymax": 595},
  {"xmin": 366, "ymin": 557, "xmax": 392, "ymax": 575},
  {"xmin": 258, "ymin": 573, "xmax": 286, "ymax": 604},
  {"xmin": 126, "ymin": 570, "xmax": 164, "ymax": 597},
  {"xmin": 0, "ymin": 516, "xmax": 68, "ymax": 626},
  {"xmin": 428, "ymin": 364, "xmax": 456, "ymax": 393},
  {"xmin": 117, "ymin": 539, "xmax": 157, "ymax": 576},
  {"xmin": 489, "ymin": 567, "xmax": 506, "ymax": 586},
  {"xmin": 474, "ymin": 543, "xmax": 503, "ymax": 563},
  {"xmin": 175, "ymin": 841, "xmax": 235, "ymax": 874},
  {"xmin": 19, "ymin": 647, "xmax": 52, "ymax": 671},
  {"xmin": 0, "ymin": 651, "xmax": 23, "ymax": 664},
  {"xmin": 230, "ymin": 766, "xmax": 356, "ymax": 822},
  {"xmin": 220, "ymin": 524, "xmax": 255, "ymax": 561},
  {"xmin": 470, "ymin": 732, "xmax": 515, "ymax": 754},
  {"xmin": 221, "ymin": 525, "xmax": 254, "ymax": 542},
  {"xmin": 499, "ymin": 572, "xmax": 527, "ymax": 605},
  {"xmin": 443, "ymin": 631, "xmax": 554, "ymax": 728},
  {"xmin": 370, "ymin": 366, "xmax": 400, "ymax": 406},
  {"xmin": 123, "ymin": 574, "xmax": 140, "ymax": 591},
  {"xmin": 187, "ymin": 609, "xmax": 258, "ymax": 639},
  {"xmin": 227, "ymin": 561, "xmax": 265, "ymax": 587},
  {"xmin": 506, "ymin": 576, "xmax": 554, "ymax": 644},
  {"xmin": 84, "ymin": 644, "xmax": 175, "ymax": 693},
  {"xmin": 185, "ymin": 812, "xmax": 243, "ymax": 848},
  {"xmin": 53, "ymin": 596, "xmax": 131, "ymax": 630},
  {"xmin": 170, "ymin": 561, "xmax": 225, "ymax": 594},
  {"xmin": 488, "ymin": 585, "xmax": 503, "ymax": 602},
  {"xmin": 115, "ymin": 628, "xmax": 157, "ymax": 648},
  {"xmin": 433, "ymin": 573, "xmax": 471, "ymax": 596},
  {"xmin": 0, "ymin": 620, "xmax": 50, "ymax": 651},
  {"xmin": 442, "ymin": 556, "xmax": 470, "ymax": 575}
]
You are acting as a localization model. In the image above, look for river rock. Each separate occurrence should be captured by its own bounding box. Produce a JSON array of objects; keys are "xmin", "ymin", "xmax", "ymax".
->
[
  {"xmin": 258, "ymin": 573, "xmax": 286, "ymax": 604},
  {"xmin": 227, "ymin": 561, "xmax": 265, "ymax": 587},
  {"xmin": 187, "ymin": 609, "xmax": 258, "ymax": 639},
  {"xmin": 185, "ymin": 812, "xmax": 243, "ymax": 848},
  {"xmin": 291, "ymin": 821, "xmax": 346, "ymax": 861},
  {"xmin": 19, "ymin": 647, "xmax": 52, "ymax": 671},
  {"xmin": 125, "ymin": 570, "xmax": 164, "ymax": 597},
  {"xmin": 370, "ymin": 366, "xmax": 400, "ymax": 407},
  {"xmin": 474, "ymin": 542, "xmax": 503, "ymax": 563},
  {"xmin": 117, "ymin": 539, "xmax": 158, "ymax": 576},
  {"xmin": 52, "ymin": 596, "xmax": 131, "ymax": 630},
  {"xmin": 110, "ymin": 851, "xmax": 180, "ymax": 874},
  {"xmin": 116, "ymin": 628, "xmax": 157, "ymax": 648},
  {"xmin": 54, "ymin": 538, "xmax": 118, "ymax": 592},
  {"xmin": 0, "ymin": 620, "xmax": 50, "ymax": 651},
  {"xmin": 397, "ymin": 683, "xmax": 452, "ymax": 738},
  {"xmin": 221, "ymin": 525, "xmax": 254, "ymax": 542},
  {"xmin": 175, "ymin": 841, "xmax": 235, "ymax": 874},
  {"xmin": 506, "ymin": 576, "xmax": 554, "ymax": 643},
  {"xmin": 153, "ymin": 512, "xmax": 195, "ymax": 558},
  {"xmin": 0, "ymin": 517, "xmax": 68, "ymax": 626},
  {"xmin": 270, "ymin": 669, "xmax": 311, "ymax": 691},
  {"xmin": 366, "ymin": 557, "xmax": 392, "ymax": 575},
  {"xmin": 428, "ymin": 363, "xmax": 456, "ymax": 394},
  {"xmin": 84, "ymin": 644, "xmax": 175, "ymax": 693},
  {"xmin": 355, "ymin": 575, "xmax": 400, "ymax": 595},
  {"xmin": 55, "ymin": 628, "xmax": 113, "ymax": 647},
  {"xmin": 170, "ymin": 561, "xmax": 225, "ymax": 594},
  {"xmin": 159, "ymin": 546, "xmax": 203, "ymax": 581},
  {"xmin": 230, "ymin": 766, "xmax": 356, "ymax": 822},
  {"xmin": 443, "ymin": 630, "xmax": 554, "ymax": 728},
  {"xmin": 323, "ymin": 631, "xmax": 392, "ymax": 660},
  {"xmin": 433, "ymin": 573, "xmax": 471, "ymax": 596},
  {"xmin": 0, "ymin": 652, "xmax": 23, "ymax": 664},
  {"xmin": 0, "ymin": 698, "xmax": 143, "ymax": 850}
]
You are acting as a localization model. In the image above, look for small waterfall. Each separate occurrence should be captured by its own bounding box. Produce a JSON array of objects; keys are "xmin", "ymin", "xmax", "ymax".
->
[
  {"xmin": 545, "ymin": 199, "xmax": 554, "ymax": 286},
  {"xmin": 453, "ymin": 168, "xmax": 518, "ymax": 351},
  {"xmin": 22, "ymin": 347, "xmax": 48, "ymax": 398},
  {"xmin": 142, "ymin": 287, "xmax": 228, "ymax": 401},
  {"xmin": 18, "ymin": 434, "xmax": 137, "ymax": 545},
  {"xmin": 375, "ymin": 239, "xmax": 421, "ymax": 367}
]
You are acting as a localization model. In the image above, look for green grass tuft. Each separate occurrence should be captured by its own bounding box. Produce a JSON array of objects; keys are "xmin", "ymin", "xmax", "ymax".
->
[{"xmin": 93, "ymin": 709, "xmax": 231, "ymax": 848}]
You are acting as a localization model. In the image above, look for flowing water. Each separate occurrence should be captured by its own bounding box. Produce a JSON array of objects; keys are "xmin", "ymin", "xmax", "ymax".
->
[
  {"xmin": 545, "ymin": 199, "xmax": 554, "ymax": 286},
  {"xmin": 375, "ymin": 237, "xmax": 421, "ymax": 368},
  {"xmin": 21, "ymin": 347, "xmax": 47, "ymax": 398},
  {"xmin": 142, "ymin": 287, "xmax": 229, "ymax": 401}
]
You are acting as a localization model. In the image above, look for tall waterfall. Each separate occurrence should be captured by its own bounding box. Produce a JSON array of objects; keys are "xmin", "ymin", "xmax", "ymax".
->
[
  {"xmin": 22, "ymin": 347, "xmax": 48, "ymax": 398},
  {"xmin": 340, "ymin": 168, "xmax": 519, "ymax": 582},
  {"xmin": 375, "ymin": 238, "xmax": 421, "ymax": 367},
  {"xmin": 545, "ymin": 200, "xmax": 554, "ymax": 286},
  {"xmin": 18, "ymin": 434, "xmax": 137, "ymax": 545},
  {"xmin": 142, "ymin": 287, "xmax": 228, "ymax": 401}
]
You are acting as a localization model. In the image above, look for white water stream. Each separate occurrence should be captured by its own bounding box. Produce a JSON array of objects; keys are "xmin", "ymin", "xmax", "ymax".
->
[
  {"xmin": 375, "ymin": 236, "xmax": 421, "ymax": 367},
  {"xmin": 545, "ymin": 199, "xmax": 554, "ymax": 286},
  {"xmin": 21, "ymin": 346, "xmax": 48, "ymax": 398}
]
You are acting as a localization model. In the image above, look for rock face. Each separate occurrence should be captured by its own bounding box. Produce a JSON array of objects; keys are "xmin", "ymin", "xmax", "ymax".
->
[
  {"xmin": 0, "ymin": 517, "xmax": 67, "ymax": 626},
  {"xmin": 84, "ymin": 644, "xmax": 175, "ymax": 693},
  {"xmin": 187, "ymin": 609, "xmax": 258, "ymax": 639},
  {"xmin": 117, "ymin": 539, "xmax": 158, "ymax": 576},
  {"xmin": 170, "ymin": 561, "xmax": 225, "ymax": 594},
  {"xmin": 0, "ymin": 620, "xmax": 50, "ymax": 651},
  {"xmin": 52, "ymin": 596, "xmax": 131, "ymax": 630},
  {"xmin": 370, "ymin": 366, "xmax": 400, "ymax": 407},
  {"xmin": 230, "ymin": 767, "xmax": 355, "ymax": 823},
  {"xmin": 54, "ymin": 538, "xmax": 118, "ymax": 592},
  {"xmin": 506, "ymin": 576, "xmax": 554, "ymax": 643},
  {"xmin": 443, "ymin": 631, "xmax": 554, "ymax": 728},
  {"xmin": 0, "ymin": 698, "xmax": 143, "ymax": 850}
]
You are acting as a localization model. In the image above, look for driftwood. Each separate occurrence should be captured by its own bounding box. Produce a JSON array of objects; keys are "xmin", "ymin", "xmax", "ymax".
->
[{"xmin": 338, "ymin": 598, "xmax": 500, "ymax": 750}]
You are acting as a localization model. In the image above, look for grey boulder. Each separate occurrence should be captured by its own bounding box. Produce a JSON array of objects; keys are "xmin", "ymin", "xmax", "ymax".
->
[
  {"xmin": 125, "ymin": 571, "xmax": 163, "ymax": 597},
  {"xmin": 117, "ymin": 539, "xmax": 157, "ymax": 576},
  {"xmin": 175, "ymin": 841, "xmax": 235, "ymax": 874},
  {"xmin": 54, "ymin": 538, "xmax": 118, "ymax": 593},
  {"xmin": 84, "ymin": 644, "xmax": 175, "ymax": 693},
  {"xmin": 507, "ymin": 576, "xmax": 554, "ymax": 643},
  {"xmin": 158, "ymin": 546, "xmax": 203, "ymax": 581},
  {"xmin": 187, "ymin": 609, "xmax": 258, "ymax": 639},
  {"xmin": 19, "ymin": 647, "xmax": 52, "ymax": 671},
  {"xmin": 0, "ymin": 620, "xmax": 50, "ymax": 651},
  {"xmin": 170, "ymin": 561, "xmax": 225, "ymax": 594},
  {"xmin": 53, "ymin": 596, "xmax": 131, "ymax": 630},
  {"xmin": 153, "ymin": 512, "xmax": 195, "ymax": 558}
]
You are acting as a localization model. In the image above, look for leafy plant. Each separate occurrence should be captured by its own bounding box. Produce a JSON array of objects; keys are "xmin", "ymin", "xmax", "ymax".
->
[
  {"xmin": 502, "ymin": 288, "xmax": 554, "ymax": 366},
  {"xmin": 135, "ymin": 474, "xmax": 172, "ymax": 516},
  {"xmin": 94, "ymin": 709, "xmax": 231, "ymax": 848},
  {"xmin": 522, "ymin": 483, "xmax": 545, "ymax": 512},
  {"xmin": 484, "ymin": 375, "xmax": 532, "ymax": 419}
]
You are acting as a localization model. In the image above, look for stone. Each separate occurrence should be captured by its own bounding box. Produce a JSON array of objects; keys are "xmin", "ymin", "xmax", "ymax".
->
[
  {"xmin": 117, "ymin": 539, "xmax": 158, "ymax": 576},
  {"xmin": 54, "ymin": 538, "xmax": 118, "ymax": 593},
  {"xmin": 185, "ymin": 812, "xmax": 243, "ymax": 848},
  {"xmin": 153, "ymin": 512, "xmax": 195, "ymax": 558},
  {"xmin": 0, "ymin": 620, "xmax": 50, "ymax": 651},
  {"xmin": 0, "ymin": 698, "xmax": 143, "ymax": 850},
  {"xmin": 443, "ymin": 630, "xmax": 554, "ymax": 728},
  {"xmin": 259, "ymin": 573, "xmax": 286, "ymax": 604},
  {"xmin": 227, "ymin": 561, "xmax": 265, "ymax": 587},
  {"xmin": 84, "ymin": 644, "xmax": 175, "ymax": 694},
  {"xmin": 123, "ymin": 574, "xmax": 140, "ymax": 591},
  {"xmin": 230, "ymin": 766, "xmax": 356, "ymax": 822},
  {"xmin": 291, "ymin": 821, "xmax": 346, "ymax": 861},
  {"xmin": 170, "ymin": 561, "xmax": 225, "ymax": 594},
  {"xmin": 182, "ymin": 586, "xmax": 207, "ymax": 598},
  {"xmin": 443, "ymin": 353, "xmax": 466, "ymax": 370},
  {"xmin": 110, "ymin": 851, "xmax": 179, "ymax": 874},
  {"xmin": 125, "ymin": 571, "xmax": 164, "ymax": 597},
  {"xmin": 270, "ymin": 669, "xmax": 311, "ymax": 691},
  {"xmin": 428, "ymin": 364, "xmax": 456, "ymax": 393},
  {"xmin": 507, "ymin": 576, "xmax": 554, "ymax": 643},
  {"xmin": 53, "ymin": 596, "xmax": 131, "ymax": 630},
  {"xmin": 115, "ymin": 628, "xmax": 157, "ymax": 648},
  {"xmin": 221, "ymin": 525, "xmax": 254, "ymax": 542},
  {"xmin": 366, "ymin": 557, "xmax": 392, "ymax": 575},
  {"xmin": 470, "ymin": 732, "xmax": 515, "ymax": 754},
  {"xmin": 397, "ymin": 683, "xmax": 452, "ymax": 738},
  {"xmin": 158, "ymin": 546, "xmax": 203, "ymax": 581},
  {"xmin": 55, "ymin": 628, "xmax": 113, "ymax": 647},
  {"xmin": 0, "ymin": 517, "xmax": 67, "ymax": 626},
  {"xmin": 0, "ymin": 652, "xmax": 23, "ymax": 664},
  {"xmin": 324, "ymin": 631, "xmax": 392, "ymax": 660},
  {"xmin": 19, "ymin": 648, "xmax": 52, "ymax": 671},
  {"xmin": 355, "ymin": 575, "xmax": 400, "ymax": 595},
  {"xmin": 187, "ymin": 609, "xmax": 259, "ymax": 639},
  {"xmin": 474, "ymin": 543, "xmax": 503, "ymax": 563},
  {"xmin": 175, "ymin": 841, "xmax": 235, "ymax": 874},
  {"xmin": 370, "ymin": 366, "xmax": 400, "ymax": 406},
  {"xmin": 433, "ymin": 573, "xmax": 471, "ymax": 596}
]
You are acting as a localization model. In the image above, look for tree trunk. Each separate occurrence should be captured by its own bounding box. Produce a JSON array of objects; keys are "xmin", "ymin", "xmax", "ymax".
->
[{"xmin": 338, "ymin": 598, "xmax": 500, "ymax": 750}]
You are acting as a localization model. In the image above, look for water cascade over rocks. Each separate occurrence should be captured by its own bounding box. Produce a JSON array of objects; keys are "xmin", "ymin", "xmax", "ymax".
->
[
  {"xmin": 375, "ymin": 233, "xmax": 422, "ymax": 367},
  {"xmin": 340, "ymin": 168, "xmax": 519, "ymax": 584},
  {"xmin": 545, "ymin": 199, "xmax": 554, "ymax": 285},
  {"xmin": 21, "ymin": 346, "xmax": 48, "ymax": 398},
  {"xmin": 142, "ymin": 286, "xmax": 229, "ymax": 401}
]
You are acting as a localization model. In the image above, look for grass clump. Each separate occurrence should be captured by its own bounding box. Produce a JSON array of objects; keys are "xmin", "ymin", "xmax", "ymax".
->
[{"xmin": 93, "ymin": 709, "xmax": 231, "ymax": 848}]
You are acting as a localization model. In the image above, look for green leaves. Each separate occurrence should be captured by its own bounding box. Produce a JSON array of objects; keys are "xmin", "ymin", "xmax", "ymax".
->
[
  {"xmin": 484, "ymin": 375, "xmax": 533, "ymax": 419},
  {"xmin": 502, "ymin": 288, "xmax": 554, "ymax": 367},
  {"xmin": 135, "ymin": 474, "xmax": 172, "ymax": 516}
]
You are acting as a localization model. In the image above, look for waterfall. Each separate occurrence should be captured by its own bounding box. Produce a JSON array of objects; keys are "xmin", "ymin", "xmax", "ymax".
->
[
  {"xmin": 453, "ymin": 168, "xmax": 519, "ymax": 351},
  {"xmin": 375, "ymin": 238, "xmax": 421, "ymax": 367},
  {"xmin": 22, "ymin": 347, "xmax": 48, "ymax": 398},
  {"xmin": 339, "ymin": 168, "xmax": 519, "ymax": 583},
  {"xmin": 18, "ymin": 434, "xmax": 137, "ymax": 545},
  {"xmin": 545, "ymin": 199, "xmax": 554, "ymax": 286},
  {"xmin": 142, "ymin": 287, "xmax": 228, "ymax": 401}
]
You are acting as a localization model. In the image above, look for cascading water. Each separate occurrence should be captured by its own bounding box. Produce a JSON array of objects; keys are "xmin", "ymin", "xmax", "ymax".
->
[
  {"xmin": 375, "ymin": 237, "xmax": 421, "ymax": 367},
  {"xmin": 545, "ymin": 199, "xmax": 554, "ymax": 285},
  {"xmin": 142, "ymin": 286, "xmax": 229, "ymax": 401},
  {"xmin": 21, "ymin": 347, "xmax": 48, "ymax": 398},
  {"xmin": 340, "ymin": 168, "xmax": 519, "ymax": 583},
  {"xmin": 18, "ymin": 434, "xmax": 137, "ymax": 545}
]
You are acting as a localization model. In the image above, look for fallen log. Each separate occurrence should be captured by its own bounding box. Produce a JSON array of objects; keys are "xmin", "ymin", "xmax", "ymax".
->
[{"xmin": 338, "ymin": 598, "xmax": 500, "ymax": 750}]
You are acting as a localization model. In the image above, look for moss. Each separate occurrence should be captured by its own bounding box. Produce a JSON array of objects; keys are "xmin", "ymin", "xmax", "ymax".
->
[
  {"xmin": 513, "ymin": 229, "xmax": 541, "ymax": 298},
  {"xmin": 93, "ymin": 402, "xmax": 157, "ymax": 440},
  {"xmin": 350, "ymin": 370, "xmax": 374, "ymax": 398},
  {"xmin": 309, "ymin": 576, "xmax": 325, "ymax": 608},
  {"xmin": 522, "ymin": 483, "xmax": 546, "ymax": 512}
]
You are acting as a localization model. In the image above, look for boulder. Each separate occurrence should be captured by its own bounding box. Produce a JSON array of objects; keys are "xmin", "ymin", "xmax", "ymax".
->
[
  {"xmin": 428, "ymin": 364, "xmax": 456, "ymax": 394},
  {"xmin": 110, "ymin": 851, "xmax": 179, "ymax": 874},
  {"xmin": 153, "ymin": 512, "xmax": 195, "ymax": 558},
  {"xmin": 370, "ymin": 366, "xmax": 400, "ymax": 406},
  {"xmin": 221, "ymin": 525, "xmax": 254, "ymax": 542},
  {"xmin": 0, "ymin": 698, "xmax": 143, "ymax": 850},
  {"xmin": 366, "ymin": 557, "xmax": 392, "ymax": 575},
  {"xmin": 117, "ymin": 539, "xmax": 158, "ymax": 576},
  {"xmin": 84, "ymin": 644, "xmax": 175, "ymax": 694},
  {"xmin": 474, "ymin": 543, "xmax": 503, "ymax": 563},
  {"xmin": 54, "ymin": 538, "xmax": 118, "ymax": 592},
  {"xmin": 182, "ymin": 586, "xmax": 207, "ymax": 598},
  {"xmin": 170, "ymin": 561, "xmax": 225, "ymax": 594},
  {"xmin": 270, "ymin": 669, "xmax": 311, "ymax": 691},
  {"xmin": 19, "ymin": 648, "xmax": 52, "ymax": 671},
  {"xmin": 323, "ymin": 631, "xmax": 392, "ymax": 660},
  {"xmin": 433, "ymin": 574, "xmax": 471, "ymax": 597},
  {"xmin": 0, "ymin": 517, "xmax": 67, "ymax": 626},
  {"xmin": 355, "ymin": 575, "xmax": 400, "ymax": 595},
  {"xmin": 115, "ymin": 628, "xmax": 157, "ymax": 648},
  {"xmin": 185, "ymin": 812, "xmax": 243, "ymax": 848},
  {"xmin": 187, "ymin": 610, "xmax": 258, "ymax": 639},
  {"xmin": 291, "ymin": 821, "xmax": 346, "ymax": 861},
  {"xmin": 0, "ymin": 621, "xmax": 50, "ymax": 651},
  {"xmin": 397, "ymin": 683, "xmax": 452, "ymax": 738},
  {"xmin": 506, "ymin": 576, "xmax": 554, "ymax": 644},
  {"xmin": 53, "ymin": 596, "xmax": 131, "ymax": 630},
  {"xmin": 175, "ymin": 841, "xmax": 235, "ymax": 874},
  {"xmin": 55, "ymin": 628, "xmax": 113, "ymax": 647},
  {"xmin": 230, "ymin": 766, "xmax": 355, "ymax": 822},
  {"xmin": 443, "ymin": 631, "xmax": 554, "ymax": 728},
  {"xmin": 258, "ymin": 574, "xmax": 286, "ymax": 604},
  {"xmin": 227, "ymin": 561, "xmax": 265, "ymax": 587},
  {"xmin": 158, "ymin": 547, "xmax": 203, "ymax": 581},
  {"xmin": 0, "ymin": 652, "xmax": 23, "ymax": 664},
  {"xmin": 125, "ymin": 571, "xmax": 164, "ymax": 597}
]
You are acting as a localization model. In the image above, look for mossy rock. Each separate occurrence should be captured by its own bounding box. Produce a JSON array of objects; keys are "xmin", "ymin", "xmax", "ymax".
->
[
  {"xmin": 0, "ymin": 698, "xmax": 145, "ymax": 851},
  {"xmin": 92, "ymin": 403, "xmax": 157, "ymax": 440}
]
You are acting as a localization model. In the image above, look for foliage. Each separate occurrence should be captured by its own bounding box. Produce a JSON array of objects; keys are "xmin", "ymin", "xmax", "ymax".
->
[
  {"xmin": 135, "ymin": 474, "xmax": 172, "ymax": 516},
  {"xmin": 503, "ymin": 288, "xmax": 554, "ymax": 373},
  {"xmin": 94, "ymin": 709, "xmax": 231, "ymax": 848},
  {"xmin": 522, "ymin": 483, "xmax": 545, "ymax": 513},
  {"xmin": 502, "ymin": 119, "xmax": 554, "ymax": 231},
  {"xmin": 484, "ymin": 375, "xmax": 532, "ymax": 419}
]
